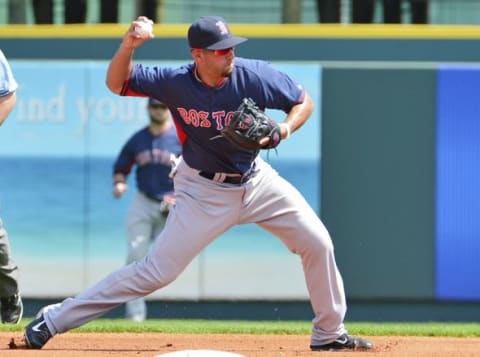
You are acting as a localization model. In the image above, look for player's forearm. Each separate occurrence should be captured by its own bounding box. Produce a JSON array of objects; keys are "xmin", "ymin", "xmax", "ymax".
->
[
  {"xmin": 106, "ymin": 45, "xmax": 135, "ymax": 94},
  {"xmin": 281, "ymin": 91, "xmax": 314, "ymax": 138},
  {"xmin": 0, "ymin": 92, "xmax": 17, "ymax": 126}
]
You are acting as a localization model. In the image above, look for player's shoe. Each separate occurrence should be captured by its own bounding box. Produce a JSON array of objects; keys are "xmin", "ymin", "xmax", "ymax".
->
[
  {"xmin": 310, "ymin": 334, "xmax": 373, "ymax": 351},
  {"xmin": 24, "ymin": 315, "xmax": 52, "ymax": 349},
  {"xmin": 0, "ymin": 294, "xmax": 23, "ymax": 324}
]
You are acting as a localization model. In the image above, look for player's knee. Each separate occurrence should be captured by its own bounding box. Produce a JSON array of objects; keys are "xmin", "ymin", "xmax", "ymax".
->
[
  {"xmin": 300, "ymin": 233, "xmax": 335, "ymax": 258},
  {"xmin": 139, "ymin": 255, "xmax": 181, "ymax": 289}
]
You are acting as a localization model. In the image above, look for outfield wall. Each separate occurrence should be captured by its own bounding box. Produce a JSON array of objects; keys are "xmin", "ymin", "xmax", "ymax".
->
[{"xmin": 322, "ymin": 63, "xmax": 480, "ymax": 303}]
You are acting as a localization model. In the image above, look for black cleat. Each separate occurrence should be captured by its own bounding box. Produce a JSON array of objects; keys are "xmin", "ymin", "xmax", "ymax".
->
[
  {"xmin": 0, "ymin": 294, "xmax": 23, "ymax": 324},
  {"xmin": 24, "ymin": 315, "xmax": 52, "ymax": 349},
  {"xmin": 311, "ymin": 333, "xmax": 374, "ymax": 351}
]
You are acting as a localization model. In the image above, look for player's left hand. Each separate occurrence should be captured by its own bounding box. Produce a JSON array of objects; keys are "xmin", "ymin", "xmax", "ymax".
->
[{"xmin": 113, "ymin": 182, "xmax": 128, "ymax": 198}]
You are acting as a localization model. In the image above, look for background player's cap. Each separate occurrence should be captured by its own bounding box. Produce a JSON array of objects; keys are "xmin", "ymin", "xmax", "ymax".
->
[
  {"xmin": 188, "ymin": 16, "xmax": 247, "ymax": 50},
  {"xmin": 148, "ymin": 98, "xmax": 166, "ymax": 107}
]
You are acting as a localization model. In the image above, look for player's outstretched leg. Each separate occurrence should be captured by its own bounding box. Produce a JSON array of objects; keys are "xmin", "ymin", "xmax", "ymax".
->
[{"xmin": 245, "ymin": 160, "xmax": 373, "ymax": 351}]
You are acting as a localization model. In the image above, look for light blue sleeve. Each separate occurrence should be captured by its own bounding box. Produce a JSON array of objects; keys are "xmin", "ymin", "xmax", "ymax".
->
[{"xmin": 0, "ymin": 49, "xmax": 18, "ymax": 97}]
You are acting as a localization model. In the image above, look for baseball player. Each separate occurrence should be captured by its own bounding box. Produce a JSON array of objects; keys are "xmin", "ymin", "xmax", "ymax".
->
[
  {"xmin": 113, "ymin": 97, "xmax": 181, "ymax": 321},
  {"xmin": 24, "ymin": 16, "xmax": 373, "ymax": 351},
  {"xmin": 0, "ymin": 49, "xmax": 23, "ymax": 324}
]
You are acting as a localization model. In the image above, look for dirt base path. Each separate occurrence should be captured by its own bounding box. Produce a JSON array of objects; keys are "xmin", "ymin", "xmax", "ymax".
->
[{"xmin": 1, "ymin": 332, "xmax": 479, "ymax": 356}]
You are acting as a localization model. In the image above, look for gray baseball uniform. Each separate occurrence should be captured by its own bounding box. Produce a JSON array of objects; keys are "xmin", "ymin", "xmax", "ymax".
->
[
  {"xmin": 0, "ymin": 48, "xmax": 23, "ymax": 325},
  {"xmin": 0, "ymin": 217, "xmax": 20, "ymax": 298},
  {"xmin": 124, "ymin": 192, "xmax": 169, "ymax": 320},
  {"xmin": 25, "ymin": 15, "xmax": 370, "ymax": 350},
  {"xmin": 0, "ymin": 49, "xmax": 20, "ymax": 298},
  {"xmin": 43, "ymin": 156, "xmax": 346, "ymax": 344}
]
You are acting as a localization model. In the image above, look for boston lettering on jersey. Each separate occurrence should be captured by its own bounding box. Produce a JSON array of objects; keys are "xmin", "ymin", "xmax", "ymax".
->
[
  {"xmin": 122, "ymin": 57, "xmax": 304, "ymax": 174},
  {"xmin": 136, "ymin": 148, "xmax": 172, "ymax": 167},
  {"xmin": 177, "ymin": 108, "xmax": 238, "ymax": 130}
]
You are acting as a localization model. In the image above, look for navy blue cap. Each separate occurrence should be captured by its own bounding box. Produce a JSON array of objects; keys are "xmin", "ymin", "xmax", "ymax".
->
[
  {"xmin": 188, "ymin": 16, "xmax": 247, "ymax": 50},
  {"xmin": 148, "ymin": 98, "xmax": 165, "ymax": 106}
]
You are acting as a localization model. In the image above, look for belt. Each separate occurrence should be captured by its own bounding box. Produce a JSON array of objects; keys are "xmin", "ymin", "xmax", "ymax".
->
[{"xmin": 199, "ymin": 169, "xmax": 255, "ymax": 184}]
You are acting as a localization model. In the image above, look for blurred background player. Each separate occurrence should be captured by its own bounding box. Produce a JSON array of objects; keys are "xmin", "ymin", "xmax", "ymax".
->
[
  {"xmin": 0, "ymin": 49, "xmax": 23, "ymax": 324},
  {"xmin": 113, "ymin": 98, "xmax": 181, "ymax": 321}
]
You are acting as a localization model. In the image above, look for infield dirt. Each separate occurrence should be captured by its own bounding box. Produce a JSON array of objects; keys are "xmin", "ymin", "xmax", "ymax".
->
[{"xmin": 1, "ymin": 332, "xmax": 479, "ymax": 356}]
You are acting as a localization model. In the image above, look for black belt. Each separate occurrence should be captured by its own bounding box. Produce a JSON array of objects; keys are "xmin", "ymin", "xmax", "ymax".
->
[{"xmin": 199, "ymin": 171, "xmax": 253, "ymax": 184}]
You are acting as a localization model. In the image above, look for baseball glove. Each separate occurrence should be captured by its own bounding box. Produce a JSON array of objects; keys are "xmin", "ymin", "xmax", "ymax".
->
[{"xmin": 220, "ymin": 98, "xmax": 281, "ymax": 151}]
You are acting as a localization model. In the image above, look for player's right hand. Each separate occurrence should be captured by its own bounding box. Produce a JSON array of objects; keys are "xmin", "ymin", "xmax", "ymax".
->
[
  {"xmin": 113, "ymin": 182, "xmax": 128, "ymax": 198},
  {"xmin": 122, "ymin": 16, "xmax": 154, "ymax": 49}
]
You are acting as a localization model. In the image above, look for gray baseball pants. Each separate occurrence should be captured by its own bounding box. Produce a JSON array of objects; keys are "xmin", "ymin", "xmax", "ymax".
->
[
  {"xmin": 44, "ymin": 157, "xmax": 347, "ymax": 345},
  {"xmin": 0, "ymin": 217, "xmax": 20, "ymax": 298},
  {"xmin": 125, "ymin": 192, "xmax": 168, "ymax": 321}
]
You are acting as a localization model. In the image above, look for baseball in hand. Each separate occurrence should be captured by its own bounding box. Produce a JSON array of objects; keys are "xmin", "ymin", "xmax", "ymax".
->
[{"xmin": 134, "ymin": 21, "xmax": 153, "ymax": 37}]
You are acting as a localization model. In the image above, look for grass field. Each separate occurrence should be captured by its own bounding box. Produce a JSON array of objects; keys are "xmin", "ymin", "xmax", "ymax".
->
[{"xmin": 2, "ymin": 319, "xmax": 480, "ymax": 337}]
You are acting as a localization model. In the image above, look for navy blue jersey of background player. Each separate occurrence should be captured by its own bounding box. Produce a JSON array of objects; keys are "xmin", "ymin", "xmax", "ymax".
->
[
  {"xmin": 113, "ymin": 126, "xmax": 181, "ymax": 201},
  {"xmin": 121, "ymin": 57, "xmax": 304, "ymax": 174}
]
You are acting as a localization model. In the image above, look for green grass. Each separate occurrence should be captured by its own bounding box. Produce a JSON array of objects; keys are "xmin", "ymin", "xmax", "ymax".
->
[{"xmin": 2, "ymin": 319, "xmax": 480, "ymax": 337}]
